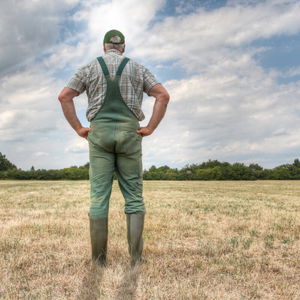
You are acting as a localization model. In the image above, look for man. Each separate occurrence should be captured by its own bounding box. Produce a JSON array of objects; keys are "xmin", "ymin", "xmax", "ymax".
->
[{"xmin": 58, "ymin": 29, "xmax": 169, "ymax": 267}]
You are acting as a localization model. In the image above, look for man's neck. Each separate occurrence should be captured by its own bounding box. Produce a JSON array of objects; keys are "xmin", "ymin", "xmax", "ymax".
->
[{"xmin": 105, "ymin": 49, "xmax": 122, "ymax": 55}]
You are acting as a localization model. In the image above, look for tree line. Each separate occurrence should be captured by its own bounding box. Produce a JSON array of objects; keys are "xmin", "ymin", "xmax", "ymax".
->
[{"xmin": 1, "ymin": 152, "xmax": 300, "ymax": 180}]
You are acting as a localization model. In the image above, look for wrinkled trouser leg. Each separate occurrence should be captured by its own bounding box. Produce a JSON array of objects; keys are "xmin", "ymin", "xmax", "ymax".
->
[
  {"xmin": 88, "ymin": 141, "xmax": 115, "ymax": 219},
  {"xmin": 115, "ymin": 129, "xmax": 145, "ymax": 215}
]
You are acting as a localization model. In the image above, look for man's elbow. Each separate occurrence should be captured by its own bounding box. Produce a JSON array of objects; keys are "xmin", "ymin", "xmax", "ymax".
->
[
  {"xmin": 58, "ymin": 93, "xmax": 65, "ymax": 103},
  {"xmin": 164, "ymin": 91, "xmax": 170, "ymax": 103},
  {"xmin": 58, "ymin": 89, "xmax": 67, "ymax": 102},
  {"xmin": 160, "ymin": 91, "xmax": 170, "ymax": 104},
  {"xmin": 58, "ymin": 88, "xmax": 78, "ymax": 103},
  {"xmin": 58, "ymin": 92, "xmax": 73, "ymax": 103}
]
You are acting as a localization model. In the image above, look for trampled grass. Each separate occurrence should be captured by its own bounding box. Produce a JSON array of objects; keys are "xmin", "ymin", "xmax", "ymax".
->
[{"xmin": 0, "ymin": 180, "xmax": 299, "ymax": 299}]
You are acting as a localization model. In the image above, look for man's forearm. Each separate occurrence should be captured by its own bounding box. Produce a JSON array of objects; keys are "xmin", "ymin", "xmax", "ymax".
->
[
  {"xmin": 59, "ymin": 99, "xmax": 82, "ymax": 132},
  {"xmin": 147, "ymin": 99, "xmax": 168, "ymax": 131}
]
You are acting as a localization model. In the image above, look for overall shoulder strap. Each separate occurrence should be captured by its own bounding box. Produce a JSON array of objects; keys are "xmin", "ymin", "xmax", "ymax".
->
[
  {"xmin": 97, "ymin": 57, "xmax": 110, "ymax": 77},
  {"xmin": 116, "ymin": 57, "xmax": 130, "ymax": 77}
]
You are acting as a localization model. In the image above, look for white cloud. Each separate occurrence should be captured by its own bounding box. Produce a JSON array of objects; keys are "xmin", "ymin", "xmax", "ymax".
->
[
  {"xmin": 140, "ymin": 49, "xmax": 300, "ymax": 168},
  {"xmin": 77, "ymin": 0, "xmax": 166, "ymax": 41},
  {"xmin": 132, "ymin": 0, "xmax": 300, "ymax": 65},
  {"xmin": 65, "ymin": 138, "xmax": 89, "ymax": 153},
  {"xmin": 34, "ymin": 152, "xmax": 49, "ymax": 157},
  {"xmin": 1, "ymin": 0, "xmax": 300, "ymax": 170},
  {"xmin": 0, "ymin": 0, "xmax": 80, "ymax": 75},
  {"xmin": 281, "ymin": 66, "xmax": 300, "ymax": 78},
  {"xmin": 0, "ymin": 64, "xmax": 89, "ymax": 169}
]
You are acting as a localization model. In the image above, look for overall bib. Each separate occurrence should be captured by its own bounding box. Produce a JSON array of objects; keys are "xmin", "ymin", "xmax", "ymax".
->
[{"xmin": 88, "ymin": 56, "xmax": 145, "ymax": 267}]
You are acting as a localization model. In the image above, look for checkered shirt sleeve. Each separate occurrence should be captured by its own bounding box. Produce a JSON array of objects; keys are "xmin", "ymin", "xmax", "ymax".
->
[
  {"xmin": 143, "ymin": 67, "xmax": 159, "ymax": 95},
  {"xmin": 66, "ymin": 67, "xmax": 86, "ymax": 94}
]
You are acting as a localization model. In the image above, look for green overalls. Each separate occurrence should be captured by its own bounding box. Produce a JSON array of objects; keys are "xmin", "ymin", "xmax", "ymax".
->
[{"xmin": 87, "ymin": 57, "xmax": 145, "ymax": 218}]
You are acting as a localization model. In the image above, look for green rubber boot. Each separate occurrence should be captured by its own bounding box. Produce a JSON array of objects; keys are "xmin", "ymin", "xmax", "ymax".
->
[
  {"xmin": 126, "ymin": 212, "xmax": 145, "ymax": 267},
  {"xmin": 89, "ymin": 217, "xmax": 108, "ymax": 267}
]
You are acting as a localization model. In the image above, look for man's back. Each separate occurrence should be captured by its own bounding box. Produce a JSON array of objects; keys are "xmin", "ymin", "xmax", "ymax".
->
[{"xmin": 66, "ymin": 49, "xmax": 158, "ymax": 122}]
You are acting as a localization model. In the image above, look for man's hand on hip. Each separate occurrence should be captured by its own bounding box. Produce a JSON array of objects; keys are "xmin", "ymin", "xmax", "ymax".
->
[
  {"xmin": 76, "ymin": 127, "xmax": 91, "ymax": 139},
  {"xmin": 136, "ymin": 127, "xmax": 154, "ymax": 137}
]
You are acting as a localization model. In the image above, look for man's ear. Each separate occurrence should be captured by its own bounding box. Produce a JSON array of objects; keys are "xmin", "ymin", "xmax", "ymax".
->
[{"xmin": 122, "ymin": 44, "xmax": 126, "ymax": 53}]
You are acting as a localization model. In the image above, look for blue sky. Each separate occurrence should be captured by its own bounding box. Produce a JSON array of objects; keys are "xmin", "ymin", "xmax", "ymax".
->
[{"xmin": 1, "ymin": 0, "xmax": 300, "ymax": 170}]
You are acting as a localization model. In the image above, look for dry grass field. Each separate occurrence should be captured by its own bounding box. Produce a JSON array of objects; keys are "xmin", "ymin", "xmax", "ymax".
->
[{"xmin": 0, "ymin": 180, "xmax": 299, "ymax": 300}]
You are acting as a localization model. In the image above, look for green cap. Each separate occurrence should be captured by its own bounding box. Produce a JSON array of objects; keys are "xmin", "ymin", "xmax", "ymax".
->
[{"xmin": 103, "ymin": 29, "xmax": 125, "ymax": 44}]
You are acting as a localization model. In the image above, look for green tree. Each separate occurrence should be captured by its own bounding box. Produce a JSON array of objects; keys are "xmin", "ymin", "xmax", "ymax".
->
[
  {"xmin": 293, "ymin": 159, "xmax": 300, "ymax": 168},
  {"xmin": 0, "ymin": 153, "xmax": 17, "ymax": 171}
]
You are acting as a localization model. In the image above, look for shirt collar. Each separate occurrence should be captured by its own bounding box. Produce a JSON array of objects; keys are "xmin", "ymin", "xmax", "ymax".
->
[{"xmin": 106, "ymin": 49, "xmax": 122, "ymax": 55}]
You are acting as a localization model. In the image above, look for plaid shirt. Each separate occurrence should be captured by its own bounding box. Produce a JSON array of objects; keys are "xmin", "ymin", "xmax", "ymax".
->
[{"xmin": 66, "ymin": 49, "xmax": 159, "ymax": 121}]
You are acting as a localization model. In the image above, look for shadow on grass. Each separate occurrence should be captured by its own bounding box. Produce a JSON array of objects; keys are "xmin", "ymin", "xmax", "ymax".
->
[
  {"xmin": 114, "ymin": 265, "xmax": 141, "ymax": 300},
  {"xmin": 76, "ymin": 261, "xmax": 105, "ymax": 300}
]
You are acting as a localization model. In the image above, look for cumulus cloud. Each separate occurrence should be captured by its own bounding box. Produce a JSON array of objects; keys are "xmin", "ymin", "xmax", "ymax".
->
[
  {"xmin": 130, "ymin": 0, "xmax": 300, "ymax": 73},
  {"xmin": 0, "ymin": 0, "xmax": 80, "ymax": 76},
  {"xmin": 65, "ymin": 138, "xmax": 88, "ymax": 154},
  {"xmin": 76, "ymin": 0, "xmax": 166, "ymax": 42},
  {"xmin": 140, "ymin": 53, "xmax": 300, "ymax": 167},
  {"xmin": 135, "ymin": 0, "xmax": 300, "ymax": 168},
  {"xmin": 0, "ymin": 63, "xmax": 89, "ymax": 169},
  {"xmin": 34, "ymin": 152, "xmax": 49, "ymax": 157},
  {"xmin": 1, "ymin": 0, "xmax": 300, "ymax": 170}
]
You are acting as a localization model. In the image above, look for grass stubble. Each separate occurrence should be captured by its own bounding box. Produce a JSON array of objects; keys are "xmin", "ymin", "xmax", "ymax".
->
[{"xmin": 0, "ymin": 180, "xmax": 299, "ymax": 300}]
